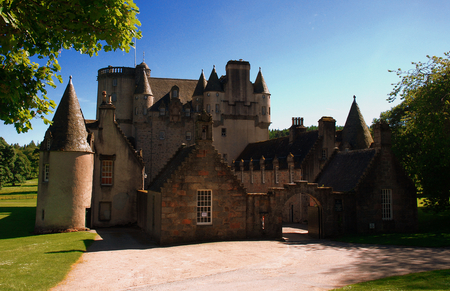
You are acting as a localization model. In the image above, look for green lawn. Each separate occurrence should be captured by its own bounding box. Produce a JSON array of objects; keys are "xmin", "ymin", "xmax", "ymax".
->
[
  {"xmin": 0, "ymin": 181, "xmax": 96, "ymax": 290},
  {"xmin": 333, "ymin": 269, "xmax": 450, "ymax": 290},
  {"xmin": 332, "ymin": 200, "xmax": 450, "ymax": 290},
  {"xmin": 335, "ymin": 204, "xmax": 450, "ymax": 248},
  {"xmin": 0, "ymin": 178, "xmax": 38, "ymax": 200}
]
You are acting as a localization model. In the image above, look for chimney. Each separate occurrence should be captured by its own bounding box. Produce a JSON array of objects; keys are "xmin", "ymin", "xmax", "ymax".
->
[
  {"xmin": 373, "ymin": 121, "xmax": 391, "ymax": 148},
  {"xmin": 289, "ymin": 117, "xmax": 306, "ymax": 143}
]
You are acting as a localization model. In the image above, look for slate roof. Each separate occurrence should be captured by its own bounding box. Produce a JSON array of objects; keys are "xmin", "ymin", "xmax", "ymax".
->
[
  {"xmin": 236, "ymin": 130, "xmax": 319, "ymax": 170},
  {"xmin": 204, "ymin": 66, "xmax": 223, "ymax": 92},
  {"xmin": 192, "ymin": 70, "xmax": 207, "ymax": 96},
  {"xmin": 134, "ymin": 63, "xmax": 153, "ymax": 95},
  {"xmin": 341, "ymin": 97, "xmax": 374, "ymax": 150},
  {"xmin": 44, "ymin": 78, "xmax": 92, "ymax": 152},
  {"xmin": 148, "ymin": 77, "xmax": 197, "ymax": 105},
  {"xmin": 253, "ymin": 68, "xmax": 270, "ymax": 94},
  {"xmin": 148, "ymin": 144, "xmax": 196, "ymax": 192},
  {"xmin": 315, "ymin": 148, "xmax": 377, "ymax": 192}
]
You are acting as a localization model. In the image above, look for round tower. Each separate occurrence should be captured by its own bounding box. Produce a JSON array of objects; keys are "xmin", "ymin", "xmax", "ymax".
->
[
  {"xmin": 254, "ymin": 67, "xmax": 271, "ymax": 125},
  {"xmin": 35, "ymin": 78, "xmax": 94, "ymax": 233},
  {"xmin": 133, "ymin": 62, "xmax": 153, "ymax": 123}
]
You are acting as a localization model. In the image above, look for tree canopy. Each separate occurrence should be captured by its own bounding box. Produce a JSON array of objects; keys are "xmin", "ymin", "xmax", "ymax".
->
[
  {"xmin": 379, "ymin": 52, "xmax": 450, "ymax": 211},
  {"xmin": 0, "ymin": 0, "xmax": 141, "ymax": 133}
]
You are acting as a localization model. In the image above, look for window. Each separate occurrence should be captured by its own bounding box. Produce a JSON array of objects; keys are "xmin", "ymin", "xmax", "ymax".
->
[
  {"xmin": 221, "ymin": 128, "xmax": 227, "ymax": 137},
  {"xmin": 44, "ymin": 164, "xmax": 49, "ymax": 181},
  {"xmin": 185, "ymin": 108, "xmax": 191, "ymax": 117},
  {"xmin": 159, "ymin": 131, "xmax": 165, "ymax": 140},
  {"xmin": 135, "ymin": 107, "xmax": 138, "ymax": 115},
  {"xmin": 275, "ymin": 166, "xmax": 279, "ymax": 184},
  {"xmin": 46, "ymin": 139, "xmax": 51, "ymax": 151},
  {"xmin": 172, "ymin": 89, "xmax": 178, "ymax": 98},
  {"xmin": 143, "ymin": 107, "xmax": 147, "ymax": 115},
  {"xmin": 215, "ymin": 104, "xmax": 220, "ymax": 113},
  {"xmin": 159, "ymin": 107, "xmax": 165, "ymax": 116},
  {"xmin": 381, "ymin": 189, "xmax": 393, "ymax": 220},
  {"xmin": 262, "ymin": 106, "xmax": 266, "ymax": 115},
  {"xmin": 197, "ymin": 190, "xmax": 212, "ymax": 225},
  {"xmin": 206, "ymin": 104, "xmax": 211, "ymax": 113},
  {"xmin": 112, "ymin": 79, "xmax": 117, "ymax": 86},
  {"xmin": 186, "ymin": 131, "xmax": 192, "ymax": 141},
  {"xmin": 289, "ymin": 165, "xmax": 294, "ymax": 183},
  {"xmin": 101, "ymin": 160, "xmax": 113, "ymax": 185},
  {"xmin": 112, "ymin": 92, "xmax": 117, "ymax": 102},
  {"xmin": 322, "ymin": 149, "xmax": 328, "ymax": 160}
]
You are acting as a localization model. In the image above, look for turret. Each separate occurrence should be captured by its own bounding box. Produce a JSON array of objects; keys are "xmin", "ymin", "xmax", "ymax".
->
[
  {"xmin": 340, "ymin": 96, "xmax": 374, "ymax": 150},
  {"xmin": 192, "ymin": 70, "xmax": 207, "ymax": 113},
  {"xmin": 204, "ymin": 66, "xmax": 223, "ymax": 119},
  {"xmin": 133, "ymin": 62, "xmax": 153, "ymax": 124},
  {"xmin": 254, "ymin": 67, "xmax": 271, "ymax": 124},
  {"xmin": 35, "ymin": 77, "xmax": 94, "ymax": 233}
]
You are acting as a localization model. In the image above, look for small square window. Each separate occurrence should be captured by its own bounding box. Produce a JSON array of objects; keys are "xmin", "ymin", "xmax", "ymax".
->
[{"xmin": 44, "ymin": 164, "xmax": 49, "ymax": 181}]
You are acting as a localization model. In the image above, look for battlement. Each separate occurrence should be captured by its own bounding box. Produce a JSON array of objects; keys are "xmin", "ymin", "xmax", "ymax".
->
[{"xmin": 98, "ymin": 66, "xmax": 135, "ymax": 78}]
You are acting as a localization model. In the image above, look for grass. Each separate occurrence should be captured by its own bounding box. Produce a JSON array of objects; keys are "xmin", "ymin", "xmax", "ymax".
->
[
  {"xmin": 332, "ymin": 200, "xmax": 450, "ymax": 290},
  {"xmin": 0, "ymin": 181, "xmax": 97, "ymax": 290},
  {"xmin": 333, "ymin": 269, "xmax": 450, "ymax": 290},
  {"xmin": 0, "ymin": 178, "xmax": 38, "ymax": 200},
  {"xmin": 334, "ymin": 203, "xmax": 450, "ymax": 248}
]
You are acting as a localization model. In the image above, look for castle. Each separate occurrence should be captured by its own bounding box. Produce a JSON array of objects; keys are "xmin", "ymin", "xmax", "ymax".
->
[{"xmin": 35, "ymin": 60, "xmax": 418, "ymax": 244}]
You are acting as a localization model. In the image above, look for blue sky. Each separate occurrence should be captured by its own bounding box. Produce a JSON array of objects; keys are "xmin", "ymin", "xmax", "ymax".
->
[{"xmin": 2, "ymin": 0, "xmax": 450, "ymax": 145}]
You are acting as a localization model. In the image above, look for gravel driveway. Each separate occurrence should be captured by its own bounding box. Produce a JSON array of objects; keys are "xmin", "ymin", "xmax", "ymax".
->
[{"xmin": 52, "ymin": 225, "xmax": 450, "ymax": 291}]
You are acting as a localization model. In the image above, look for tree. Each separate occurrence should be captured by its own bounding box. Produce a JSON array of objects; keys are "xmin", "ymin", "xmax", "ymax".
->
[
  {"xmin": 380, "ymin": 52, "xmax": 450, "ymax": 211},
  {"xmin": 0, "ymin": 137, "xmax": 15, "ymax": 189},
  {"xmin": 0, "ymin": 0, "xmax": 141, "ymax": 132}
]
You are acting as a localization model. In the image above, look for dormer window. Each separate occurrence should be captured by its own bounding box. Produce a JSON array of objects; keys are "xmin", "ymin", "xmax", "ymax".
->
[
  {"xmin": 171, "ymin": 86, "xmax": 179, "ymax": 98},
  {"xmin": 159, "ymin": 107, "xmax": 165, "ymax": 116},
  {"xmin": 185, "ymin": 108, "xmax": 191, "ymax": 117}
]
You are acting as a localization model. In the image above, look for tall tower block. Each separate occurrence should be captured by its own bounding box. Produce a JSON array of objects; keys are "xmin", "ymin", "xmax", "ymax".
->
[{"xmin": 35, "ymin": 78, "xmax": 94, "ymax": 233}]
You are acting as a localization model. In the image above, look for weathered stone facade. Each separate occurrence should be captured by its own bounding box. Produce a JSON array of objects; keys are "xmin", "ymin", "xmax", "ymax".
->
[
  {"xmin": 36, "ymin": 64, "xmax": 417, "ymax": 245},
  {"xmin": 97, "ymin": 60, "xmax": 270, "ymax": 182}
]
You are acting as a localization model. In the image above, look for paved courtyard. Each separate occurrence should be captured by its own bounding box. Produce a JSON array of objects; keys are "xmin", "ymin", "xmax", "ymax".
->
[{"xmin": 53, "ymin": 225, "xmax": 450, "ymax": 291}]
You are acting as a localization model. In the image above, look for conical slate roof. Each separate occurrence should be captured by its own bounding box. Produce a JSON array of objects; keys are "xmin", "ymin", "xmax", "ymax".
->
[
  {"xmin": 193, "ymin": 70, "xmax": 207, "ymax": 96},
  {"xmin": 253, "ymin": 68, "xmax": 270, "ymax": 94},
  {"xmin": 134, "ymin": 63, "xmax": 153, "ymax": 95},
  {"xmin": 47, "ymin": 78, "xmax": 92, "ymax": 152},
  {"xmin": 204, "ymin": 66, "xmax": 223, "ymax": 92},
  {"xmin": 340, "ymin": 96, "xmax": 374, "ymax": 150}
]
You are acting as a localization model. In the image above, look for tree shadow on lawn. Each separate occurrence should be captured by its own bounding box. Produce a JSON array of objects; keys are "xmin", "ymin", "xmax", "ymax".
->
[
  {"xmin": 0, "ymin": 190, "xmax": 38, "ymax": 196},
  {"xmin": 285, "ymin": 238, "xmax": 450, "ymax": 287},
  {"xmin": 0, "ymin": 206, "xmax": 36, "ymax": 239}
]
